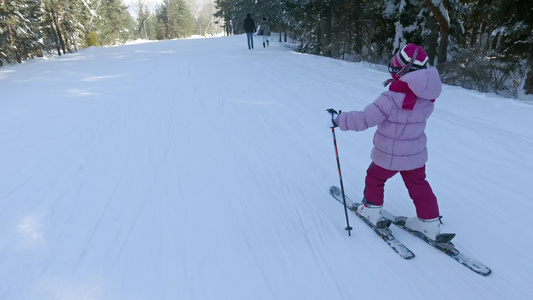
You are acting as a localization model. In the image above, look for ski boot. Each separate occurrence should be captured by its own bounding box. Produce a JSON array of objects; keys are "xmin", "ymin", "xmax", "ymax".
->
[
  {"xmin": 357, "ymin": 201, "xmax": 388, "ymax": 228},
  {"xmin": 404, "ymin": 217, "xmax": 455, "ymax": 243}
]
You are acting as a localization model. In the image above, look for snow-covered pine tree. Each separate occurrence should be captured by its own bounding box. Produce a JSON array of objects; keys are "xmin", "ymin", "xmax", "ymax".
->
[
  {"xmin": 0, "ymin": 0, "xmax": 42, "ymax": 64},
  {"xmin": 493, "ymin": 0, "xmax": 533, "ymax": 95}
]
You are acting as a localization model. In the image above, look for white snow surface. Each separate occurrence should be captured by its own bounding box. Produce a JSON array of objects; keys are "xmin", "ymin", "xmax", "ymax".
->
[{"xmin": 1, "ymin": 35, "xmax": 533, "ymax": 300}]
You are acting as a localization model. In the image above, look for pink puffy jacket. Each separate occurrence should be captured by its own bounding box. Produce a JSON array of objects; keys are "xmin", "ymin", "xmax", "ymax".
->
[{"xmin": 336, "ymin": 67, "xmax": 442, "ymax": 171}]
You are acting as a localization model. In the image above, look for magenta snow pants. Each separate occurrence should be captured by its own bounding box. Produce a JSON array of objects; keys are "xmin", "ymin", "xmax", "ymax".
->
[{"xmin": 364, "ymin": 163, "xmax": 440, "ymax": 219}]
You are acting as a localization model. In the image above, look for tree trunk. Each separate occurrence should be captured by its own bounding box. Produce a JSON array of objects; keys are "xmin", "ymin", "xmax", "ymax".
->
[
  {"xmin": 525, "ymin": 58, "xmax": 533, "ymax": 95},
  {"xmin": 322, "ymin": 5, "xmax": 332, "ymax": 58},
  {"xmin": 7, "ymin": 24, "xmax": 22, "ymax": 63},
  {"xmin": 425, "ymin": 0, "xmax": 450, "ymax": 64},
  {"xmin": 167, "ymin": 7, "xmax": 173, "ymax": 38},
  {"xmin": 424, "ymin": 16, "xmax": 439, "ymax": 65},
  {"xmin": 351, "ymin": 0, "xmax": 362, "ymax": 57},
  {"xmin": 59, "ymin": 7, "xmax": 72, "ymax": 52},
  {"xmin": 51, "ymin": 7, "xmax": 66, "ymax": 54},
  {"xmin": 49, "ymin": 12, "xmax": 62, "ymax": 56}
]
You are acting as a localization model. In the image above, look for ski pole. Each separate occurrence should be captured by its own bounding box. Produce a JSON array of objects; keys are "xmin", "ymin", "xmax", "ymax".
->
[{"xmin": 328, "ymin": 109, "xmax": 353, "ymax": 236}]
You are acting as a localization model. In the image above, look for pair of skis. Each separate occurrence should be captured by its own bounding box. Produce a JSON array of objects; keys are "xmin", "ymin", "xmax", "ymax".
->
[{"xmin": 329, "ymin": 186, "xmax": 491, "ymax": 276}]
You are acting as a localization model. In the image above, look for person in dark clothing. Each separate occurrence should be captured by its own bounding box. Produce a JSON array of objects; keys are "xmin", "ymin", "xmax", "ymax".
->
[{"xmin": 243, "ymin": 14, "xmax": 256, "ymax": 49}]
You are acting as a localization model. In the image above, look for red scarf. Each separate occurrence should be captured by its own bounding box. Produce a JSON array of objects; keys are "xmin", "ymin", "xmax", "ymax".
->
[{"xmin": 389, "ymin": 80, "xmax": 434, "ymax": 110}]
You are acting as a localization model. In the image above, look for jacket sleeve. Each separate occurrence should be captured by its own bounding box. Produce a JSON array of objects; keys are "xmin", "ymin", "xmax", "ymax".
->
[{"xmin": 336, "ymin": 93, "xmax": 391, "ymax": 131}]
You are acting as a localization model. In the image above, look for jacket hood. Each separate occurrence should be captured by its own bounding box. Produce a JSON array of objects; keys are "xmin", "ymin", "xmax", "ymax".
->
[{"xmin": 400, "ymin": 67, "xmax": 442, "ymax": 100}]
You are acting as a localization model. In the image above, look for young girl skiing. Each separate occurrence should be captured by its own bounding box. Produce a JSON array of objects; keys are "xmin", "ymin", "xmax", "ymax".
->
[{"xmin": 328, "ymin": 44, "xmax": 444, "ymax": 240}]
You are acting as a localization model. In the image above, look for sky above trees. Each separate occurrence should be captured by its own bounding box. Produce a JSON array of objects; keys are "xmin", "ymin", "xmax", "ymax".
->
[{"xmin": 125, "ymin": 0, "xmax": 212, "ymax": 16}]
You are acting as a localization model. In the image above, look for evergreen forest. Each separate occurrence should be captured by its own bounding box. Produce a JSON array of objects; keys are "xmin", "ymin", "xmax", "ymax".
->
[{"xmin": 1, "ymin": 0, "xmax": 532, "ymax": 98}]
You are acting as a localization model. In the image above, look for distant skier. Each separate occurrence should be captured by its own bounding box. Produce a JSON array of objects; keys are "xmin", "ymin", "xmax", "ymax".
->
[
  {"xmin": 327, "ymin": 44, "xmax": 444, "ymax": 241},
  {"xmin": 257, "ymin": 17, "xmax": 271, "ymax": 48},
  {"xmin": 243, "ymin": 14, "xmax": 256, "ymax": 49}
]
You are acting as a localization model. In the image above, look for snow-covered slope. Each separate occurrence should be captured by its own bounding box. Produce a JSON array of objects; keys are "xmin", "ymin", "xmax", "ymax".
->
[{"xmin": 1, "ymin": 35, "xmax": 532, "ymax": 300}]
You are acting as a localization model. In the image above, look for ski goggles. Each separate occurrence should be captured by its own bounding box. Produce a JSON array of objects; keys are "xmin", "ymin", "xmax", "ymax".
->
[{"xmin": 388, "ymin": 64, "xmax": 403, "ymax": 74}]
